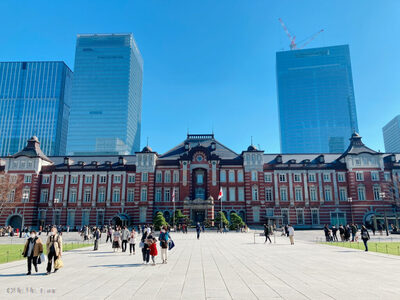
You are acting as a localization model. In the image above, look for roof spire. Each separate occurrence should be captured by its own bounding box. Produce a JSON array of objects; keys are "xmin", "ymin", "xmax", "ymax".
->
[
  {"xmin": 146, "ymin": 136, "xmax": 149, "ymax": 147},
  {"xmin": 251, "ymin": 136, "xmax": 253, "ymax": 145}
]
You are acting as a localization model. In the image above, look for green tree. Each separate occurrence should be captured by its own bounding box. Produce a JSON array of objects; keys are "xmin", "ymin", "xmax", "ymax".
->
[
  {"xmin": 172, "ymin": 209, "xmax": 189, "ymax": 225},
  {"xmin": 229, "ymin": 213, "xmax": 245, "ymax": 230},
  {"xmin": 153, "ymin": 212, "xmax": 168, "ymax": 231},
  {"xmin": 214, "ymin": 211, "xmax": 229, "ymax": 228}
]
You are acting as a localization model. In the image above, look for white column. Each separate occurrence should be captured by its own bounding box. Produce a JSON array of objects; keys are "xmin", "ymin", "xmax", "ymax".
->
[
  {"xmin": 107, "ymin": 173, "xmax": 112, "ymax": 206},
  {"xmin": 92, "ymin": 173, "xmax": 97, "ymax": 207},
  {"xmin": 318, "ymin": 172, "xmax": 324, "ymax": 204},
  {"xmin": 274, "ymin": 172, "xmax": 279, "ymax": 207},
  {"xmin": 288, "ymin": 172, "xmax": 294, "ymax": 206},
  {"xmin": 333, "ymin": 172, "xmax": 339, "ymax": 205},
  {"xmin": 63, "ymin": 174, "xmax": 69, "ymax": 207},
  {"xmin": 303, "ymin": 172, "xmax": 309, "ymax": 206},
  {"xmin": 183, "ymin": 162, "xmax": 187, "ymax": 186},
  {"xmin": 121, "ymin": 172, "xmax": 126, "ymax": 205},
  {"xmin": 78, "ymin": 174, "xmax": 83, "ymax": 206},
  {"xmin": 212, "ymin": 162, "xmax": 217, "ymax": 186},
  {"xmin": 48, "ymin": 173, "xmax": 55, "ymax": 207}
]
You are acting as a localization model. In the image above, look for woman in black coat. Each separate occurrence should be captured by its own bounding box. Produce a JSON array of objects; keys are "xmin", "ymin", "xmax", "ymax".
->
[{"xmin": 361, "ymin": 225, "xmax": 370, "ymax": 251}]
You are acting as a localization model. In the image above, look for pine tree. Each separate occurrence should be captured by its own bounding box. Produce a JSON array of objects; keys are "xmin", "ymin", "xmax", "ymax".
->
[
  {"xmin": 214, "ymin": 211, "xmax": 229, "ymax": 229},
  {"xmin": 229, "ymin": 213, "xmax": 245, "ymax": 230},
  {"xmin": 153, "ymin": 212, "xmax": 168, "ymax": 231}
]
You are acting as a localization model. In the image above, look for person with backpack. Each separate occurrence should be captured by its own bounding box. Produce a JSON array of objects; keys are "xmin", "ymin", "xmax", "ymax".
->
[
  {"xmin": 159, "ymin": 226, "xmax": 170, "ymax": 263},
  {"xmin": 361, "ymin": 225, "xmax": 370, "ymax": 251},
  {"xmin": 46, "ymin": 227, "xmax": 63, "ymax": 275}
]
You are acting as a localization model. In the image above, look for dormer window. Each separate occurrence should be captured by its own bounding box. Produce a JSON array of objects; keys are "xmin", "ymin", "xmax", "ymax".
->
[
  {"xmin": 91, "ymin": 161, "xmax": 98, "ymax": 166},
  {"xmin": 78, "ymin": 161, "xmax": 85, "ymax": 167},
  {"xmin": 276, "ymin": 155, "xmax": 282, "ymax": 164},
  {"xmin": 64, "ymin": 157, "xmax": 70, "ymax": 165},
  {"xmin": 211, "ymin": 142, "xmax": 216, "ymax": 150},
  {"xmin": 118, "ymin": 156, "xmax": 125, "ymax": 165},
  {"xmin": 27, "ymin": 161, "xmax": 33, "ymax": 168},
  {"xmin": 184, "ymin": 142, "xmax": 189, "ymax": 150}
]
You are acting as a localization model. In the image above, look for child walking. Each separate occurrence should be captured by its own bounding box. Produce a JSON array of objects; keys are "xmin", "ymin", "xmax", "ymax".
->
[{"xmin": 149, "ymin": 237, "xmax": 158, "ymax": 265}]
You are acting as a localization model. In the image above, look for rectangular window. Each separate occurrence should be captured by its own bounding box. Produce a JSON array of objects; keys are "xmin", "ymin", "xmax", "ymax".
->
[
  {"xmin": 42, "ymin": 175, "xmax": 50, "ymax": 184},
  {"xmin": 265, "ymin": 187, "xmax": 273, "ymax": 201},
  {"xmin": 238, "ymin": 187, "xmax": 244, "ymax": 201},
  {"xmin": 164, "ymin": 188, "xmax": 171, "ymax": 201},
  {"xmin": 165, "ymin": 172, "xmax": 171, "ymax": 183},
  {"xmin": 371, "ymin": 172, "xmax": 379, "ymax": 181},
  {"xmin": 264, "ymin": 173, "xmax": 272, "ymax": 182},
  {"xmin": 280, "ymin": 187, "xmax": 288, "ymax": 201},
  {"xmin": 67, "ymin": 211, "xmax": 75, "ymax": 227},
  {"xmin": 295, "ymin": 187, "xmax": 303, "ymax": 201},
  {"xmin": 96, "ymin": 210, "xmax": 104, "ymax": 226},
  {"xmin": 358, "ymin": 186, "xmax": 366, "ymax": 200},
  {"xmin": 156, "ymin": 172, "xmax": 162, "ymax": 183},
  {"xmin": 112, "ymin": 189, "xmax": 120, "ymax": 202},
  {"xmin": 311, "ymin": 209, "xmax": 320, "ymax": 225},
  {"xmin": 384, "ymin": 172, "xmax": 391, "ymax": 181},
  {"xmin": 221, "ymin": 187, "xmax": 227, "ymax": 201},
  {"xmin": 8, "ymin": 190, "xmax": 15, "ymax": 202},
  {"xmin": 220, "ymin": 170, "xmax": 226, "ymax": 182},
  {"xmin": 155, "ymin": 188, "xmax": 162, "ymax": 202},
  {"xmin": 173, "ymin": 171, "xmax": 179, "ymax": 183},
  {"xmin": 85, "ymin": 175, "xmax": 92, "ymax": 184},
  {"xmin": 324, "ymin": 188, "xmax": 332, "ymax": 201},
  {"xmin": 373, "ymin": 186, "xmax": 381, "ymax": 200},
  {"xmin": 339, "ymin": 187, "xmax": 347, "ymax": 201},
  {"xmin": 69, "ymin": 190, "xmax": 77, "ymax": 203},
  {"xmin": 97, "ymin": 188, "xmax": 105, "ymax": 202},
  {"xmin": 197, "ymin": 174, "xmax": 203, "ymax": 185},
  {"xmin": 293, "ymin": 174, "xmax": 301, "ymax": 182},
  {"xmin": 323, "ymin": 174, "xmax": 331, "ymax": 182},
  {"xmin": 114, "ymin": 175, "xmax": 121, "ymax": 184},
  {"xmin": 139, "ymin": 207, "xmax": 147, "ymax": 223},
  {"xmin": 309, "ymin": 187, "xmax": 317, "ymax": 202},
  {"xmin": 24, "ymin": 175, "xmax": 32, "ymax": 183},
  {"xmin": 228, "ymin": 170, "xmax": 235, "ymax": 182},
  {"xmin": 173, "ymin": 187, "xmax": 179, "ymax": 202},
  {"xmin": 266, "ymin": 208, "xmax": 274, "ymax": 217},
  {"xmin": 128, "ymin": 174, "xmax": 136, "ymax": 183},
  {"xmin": 281, "ymin": 209, "xmax": 289, "ymax": 225},
  {"xmin": 251, "ymin": 171, "xmax": 258, "ymax": 181},
  {"xmin": 308, "ymin": 173, "xmax": 316, "ymax": 182},
  {"xmin": 356, "ymin": 172, "xmax": 364, "ymax": 181},
  {"xmin": 141, "ymin": 187, "xmax": 147, "ymax": 201},
  {"xmin": 229, "ymin": 187, "xmax": 236, "ymax": 201},
  {"xmin": 84, "ymin": 189, "xmax": 91, "ymax": 202},
  {"xmin": 22, "ymin": 189, "xmax": 30, "ymax": 203},
  {"xmin": 70, "ymin": 175, "xmax": 78, "ymax": 184},
  {"xmin": 81, "ymin": 210, "xmax": 90, "ymax": 226},
  {"xmin": 142, "ymin": 173, "xmax": 148, "ymax": 182},
  {"xmin": 296, "ymin": 209, "xmax": 304, "ymax": 225},
  {"xmin": 252, "ymin": 186, "xmax": 258, "ymax": 201},
  {"xmin": 40, "ymin": 189, "xmax": 49, "ymax": 203},
  {"xmin": 127, "ymin": 189, "xmax": 135, "ymax": 202},
  {"xmin": 279, "ymin": 174, "xmax": 287, "ymax": 182},
  {"xmin": 337, "ymin": 173, "xmax": 346, "ymax": 182},
  {"xmin": 237, "ymin": 171, "xmax": 244, "ymax": 182},
  {"xmin": 99, "ymin": 175, "xmax": 107, "ymax": 184},
  {"xmin": 54, "ymin": 189, "xmax": 63, "ymax": 203},
  {"xmin": 56, "ymin": 175, "xmax": 64, "ymax": 184}
]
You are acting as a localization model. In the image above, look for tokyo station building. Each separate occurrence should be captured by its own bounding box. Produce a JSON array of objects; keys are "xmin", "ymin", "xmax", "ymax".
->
[{"xmin": 1, "ymin": 133, "xmax": 400, "ymax": 229}]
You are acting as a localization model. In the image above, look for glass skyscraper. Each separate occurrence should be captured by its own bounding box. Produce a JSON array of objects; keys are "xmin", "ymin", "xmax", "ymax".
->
[
  {"xmin": 276, "ymin": 45, "xmax": 359, "ymax": 153},
  {"xmin": 0, "ymin": 61, "xmax": 72, "ymax": 156},
  {"xmin": 67, "ymin": 33, "xmax": 143, "ymax": 155},
  {"xmin": 383, "ymin": 115, "xmax": 400, "ymax": 153}
]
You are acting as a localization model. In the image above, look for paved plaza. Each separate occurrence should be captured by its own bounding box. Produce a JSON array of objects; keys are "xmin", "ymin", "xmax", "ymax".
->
[{"xmin": 0, "ymin": 231, "xmax": 400, "ymax": 299}]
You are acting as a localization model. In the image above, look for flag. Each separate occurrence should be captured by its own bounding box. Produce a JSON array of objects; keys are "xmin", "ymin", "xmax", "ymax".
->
[
  {"xmin": 172, "ymin": 188, "xmax": 175, "ymax": 202},
  {"xmin": 218, "ymin": 187, "xmax": 223, "ymax": 200}
]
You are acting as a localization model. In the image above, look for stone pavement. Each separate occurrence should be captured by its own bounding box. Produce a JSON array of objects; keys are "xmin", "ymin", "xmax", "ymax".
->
[{"xmin": 0, "ymin": 231, "xmax": 400, "ymax": 300}]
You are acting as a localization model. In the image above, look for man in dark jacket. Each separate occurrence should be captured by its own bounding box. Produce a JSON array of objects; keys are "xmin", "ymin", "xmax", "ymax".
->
[{"xmin": 264, "ymin": 224, "xmax": 272, "ymax": 243}]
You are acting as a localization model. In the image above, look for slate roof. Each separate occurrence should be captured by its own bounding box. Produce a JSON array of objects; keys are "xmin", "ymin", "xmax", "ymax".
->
[
  {"xmin": 338, "ymin": 132, "xmax": 379, "ymax": 159},
  {"xmin": 11, "ymin": 136, "xmax": 53, "ymax": 163}
]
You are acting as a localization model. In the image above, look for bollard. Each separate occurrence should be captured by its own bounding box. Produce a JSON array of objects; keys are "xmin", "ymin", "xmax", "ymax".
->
[
  {"xmin": 375, "ymin": 243, "xmax": 378, "ymax": 252},
  {"xmin": 386, "ymin": 244, "xmax": 388, "ymax": 254}
]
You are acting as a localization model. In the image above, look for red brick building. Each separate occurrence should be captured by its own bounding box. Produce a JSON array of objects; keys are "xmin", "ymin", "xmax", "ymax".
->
[{"xmin": 1, "ymin": 133, "xmax": 400, "ymax": 229}]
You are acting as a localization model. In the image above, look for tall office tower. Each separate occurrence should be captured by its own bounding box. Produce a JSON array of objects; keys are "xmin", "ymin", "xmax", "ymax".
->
[
  {"xmin": 276, "ymin": 45, "xmax": 359, "ymax": 153},
  {"xmin": 0, "ymin": 61, "xmax": 72, "ymax": 156},
  {"xmin": 383, "ymin": 115, "xmax": 400, "ymax": 152},
  {"xmin": 67, "ymin": 33, "xmax": 143, "ymax": 155}
]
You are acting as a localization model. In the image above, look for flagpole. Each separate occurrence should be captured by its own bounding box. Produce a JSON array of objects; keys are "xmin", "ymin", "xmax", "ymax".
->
[{"xmin": 172, "ymin": 188, "xmax": 176, "ymax": 229}]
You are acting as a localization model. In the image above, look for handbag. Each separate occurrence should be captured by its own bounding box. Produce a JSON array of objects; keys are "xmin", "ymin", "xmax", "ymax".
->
[
  {"xmin": 54, "ymin": 258, "xmax": 64, "ymax": 269},
  {"xmin": 40, "ymin": 253, "xmax": 46, "ymax": 263},
  {"xmin": 139, "ymin": 241, "xmax": 144, "ymax": 248},
  {"xmin": 168, "ymin": 239, "xmax": 175, "ymax": 250}
]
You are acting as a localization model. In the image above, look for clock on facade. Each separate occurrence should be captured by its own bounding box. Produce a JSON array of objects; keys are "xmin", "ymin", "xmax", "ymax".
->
[{"xmin": 196, "ymin": 155, "xmax": 203, "ymax": 162}]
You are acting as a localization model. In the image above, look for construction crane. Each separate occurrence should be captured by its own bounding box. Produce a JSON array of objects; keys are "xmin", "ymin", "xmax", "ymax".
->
[{"xmin": 278, "ymin": 18, "xmax": 324, "ymax": 50}]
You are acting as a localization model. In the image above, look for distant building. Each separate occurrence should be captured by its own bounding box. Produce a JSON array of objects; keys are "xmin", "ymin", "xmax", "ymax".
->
[
  {"xmin": 0, "ymin": 61, "xmax": 72, "ymax": 156},
  {"xmin": 276, "ymin": 45, "xmax": 359, "ymax": 153},
  {"xmin": 2, "ymin": 132, "xmax": 399, "ymax": 230},
  {"xmin": 383, "ymin": 115, "xmax": 400, "ymax": 152},
  {"xmin": 67, "ymin": 33, "xmax": 143, "ymax": 155}
]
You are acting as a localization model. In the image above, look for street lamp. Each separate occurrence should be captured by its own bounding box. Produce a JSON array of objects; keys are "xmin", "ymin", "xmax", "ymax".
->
[
  {"xmin": 348, "ymin": 197, "xmax": 354, "ymax": 224},
  {"xmin": 379, "ymin": 192, "xmax": 389, "ymax": 236}
]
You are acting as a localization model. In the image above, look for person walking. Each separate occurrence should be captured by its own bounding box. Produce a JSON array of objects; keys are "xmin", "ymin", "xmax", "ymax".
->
[
  {"xmin": 121, "ymin": 226, "xmax": 130, "ymax": 252},
  {"xmin": 288, "ymin": 225, "xmax": 295, "ymax": 245},
  {"xmin": 159, "ymin": 226, "xmax": 170, "ymax": 263},
  {"xmin": 106, "ymin": 226, "xmax": 113, "ymax": 243},
  {"xmin": 46, "ymin": 227, "xmax": 62, "ymax": 275},
  {"xmin": 361, "ymin": 225, "xmax": 370, "ymax": 252},
  {"xmin": 141, "ymin": 231, "xmax": 150, "ymax": 264},
  {"xmin": 339, "ymin": 225, "xmax": 345, "ymax": 241},
  {"xmin": 149, "ymin": 237, "xmax": 158, "ymax": 265},
  {"xmin": 93, "ymin": 227, "xmax": 101, "ymax": 251},
  {"xmin": 351, "ymin": 223, "xmax": 357, "ymax": 242},
  {"xmin": 112, "ymin": 227, "xmax": 121, "ymax": 252},
  {"xmin": 129, "ymin": 228, "xmax": 137, "ymax": 255},
  {"xmin": 196, "ymin": 222, "xmax": 201, "ymax": 240},
  {"xmin": 331, "ymin": 225, "xmax": 338, "ymax": 241},
  {"xmin": 264, "ymin": 224, "xmax": 272, "ymax": 244},
  {"xmin": 323, "ymin": 224, "xmax": 330, "ymax": 242},
  {"xmin": 22, "ymin": 230, "xmax": 43, "ymax": 275}
]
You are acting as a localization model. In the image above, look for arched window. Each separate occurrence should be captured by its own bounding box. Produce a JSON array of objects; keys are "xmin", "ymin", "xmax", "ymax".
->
[{"xmin": 252, "ymin": 185, "xmax": 258, "ymax": 201}]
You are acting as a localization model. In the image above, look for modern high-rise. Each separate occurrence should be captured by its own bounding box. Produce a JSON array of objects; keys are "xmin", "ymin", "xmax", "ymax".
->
[
  {"xmin": 276, "ymin": 45, "xmax": 359, "ymax": 153},
  {"xmin": 383, "ymin": 115, "xmax": 400, "ymax": 152},
  {"xmin": 67, "ymin": 33, "xmax": 143, "ymax": 155},
  {"xmin": 0, "ymin": 61, "xmax": 72, "ymax": 156}
]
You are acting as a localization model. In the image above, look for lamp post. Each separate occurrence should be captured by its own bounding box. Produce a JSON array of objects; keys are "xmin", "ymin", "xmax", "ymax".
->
[
  {"xmin": 348, "ymin": 197, "xmax": 354, "ymax": 224},
  {"xmin": 380, "ymin": 192, "xmax": 389, "ymax": 236}
]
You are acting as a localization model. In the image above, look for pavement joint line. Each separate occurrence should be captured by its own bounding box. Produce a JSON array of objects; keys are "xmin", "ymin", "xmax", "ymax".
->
[{"xmin": 179, "ymin": 237, "xmax": 196, "ymax": 299}]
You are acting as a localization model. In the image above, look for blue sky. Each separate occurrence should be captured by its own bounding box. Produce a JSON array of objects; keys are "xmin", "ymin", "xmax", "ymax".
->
[{"xmin": 1, "ymin": 0, "xmax": 399, "ymax": 154}]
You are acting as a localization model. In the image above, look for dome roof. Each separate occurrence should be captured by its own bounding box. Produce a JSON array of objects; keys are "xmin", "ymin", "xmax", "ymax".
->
[
  {"xmin": 141, "ymin": 145, "xmax": 153, "ymax": 153},
  {"xmin": 247, "ymin": 145, "xmax": 257, "ymax": 151}
]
